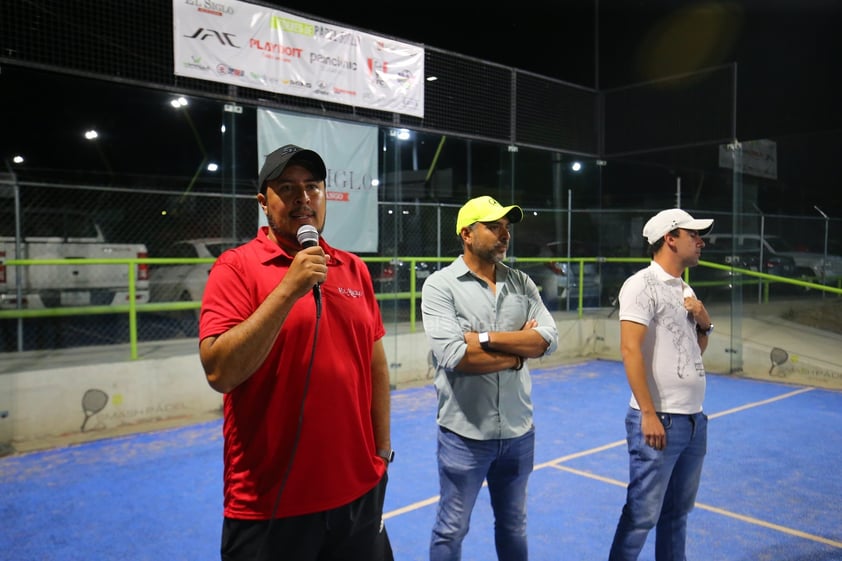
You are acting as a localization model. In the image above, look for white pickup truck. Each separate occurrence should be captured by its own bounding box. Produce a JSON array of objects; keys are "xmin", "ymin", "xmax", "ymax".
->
[{"xmin": 0, "ymin": 208, "xmax": 150, "ymax": 309}]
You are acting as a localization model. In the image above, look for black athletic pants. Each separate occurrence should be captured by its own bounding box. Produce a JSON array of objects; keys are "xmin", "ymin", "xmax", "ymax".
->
[{"xmin": 221, "ymin": 473, "xmax": 394, "ymax": 561}]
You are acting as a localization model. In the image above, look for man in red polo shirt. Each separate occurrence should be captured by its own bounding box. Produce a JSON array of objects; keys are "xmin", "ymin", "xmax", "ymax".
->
[{"xmin": 199, "ymin": 144, "xmax": 394, "ymax": 561}]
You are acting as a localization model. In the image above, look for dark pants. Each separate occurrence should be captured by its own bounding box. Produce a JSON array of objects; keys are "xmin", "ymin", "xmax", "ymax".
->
[{"xmin": 221, "ymin": 474, "xmax": 394, "ymax": 561}]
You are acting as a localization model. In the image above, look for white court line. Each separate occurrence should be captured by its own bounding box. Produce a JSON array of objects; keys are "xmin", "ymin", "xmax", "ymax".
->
[
  {"xmin": 385, "ymin": 386, "xmax": 842, "ymax": 550},
  {"xmin": 547, "ymin": 464, "xmax": 842, "ymax": 549}
]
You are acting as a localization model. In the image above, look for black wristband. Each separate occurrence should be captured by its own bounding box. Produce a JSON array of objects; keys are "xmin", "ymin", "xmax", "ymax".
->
[
  {"xmin": 696, "ymin": 323, "xmax": 714, "ymax": 336},
  {"xmin": 513, "ymin": 356, "xmax": 524, "ymax": 371}
]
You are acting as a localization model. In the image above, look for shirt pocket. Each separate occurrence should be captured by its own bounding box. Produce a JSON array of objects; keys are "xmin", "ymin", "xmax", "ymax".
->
[{"xmin": 496, "ymin": 293, "xmax": 530, "ymax": 330}]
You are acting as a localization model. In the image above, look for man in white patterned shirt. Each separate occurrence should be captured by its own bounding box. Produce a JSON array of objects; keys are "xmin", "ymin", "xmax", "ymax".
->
[{"xmin": 608, "ymin": 208, "xmax": 715, "ymax": 561}]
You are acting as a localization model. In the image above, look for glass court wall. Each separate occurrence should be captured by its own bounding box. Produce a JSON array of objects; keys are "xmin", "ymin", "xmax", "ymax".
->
[{"xmin": 2, "ymin": 2, "xmax": 841, "ymax": 385}]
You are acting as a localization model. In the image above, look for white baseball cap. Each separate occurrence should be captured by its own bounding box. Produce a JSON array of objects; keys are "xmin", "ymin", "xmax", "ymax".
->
[{"xmin": 643, "ymin": 208, "xmax": 714, "ymax": 244}]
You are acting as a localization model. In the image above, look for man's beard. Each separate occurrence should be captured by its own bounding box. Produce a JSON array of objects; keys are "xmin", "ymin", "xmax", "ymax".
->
[
  {"xmin": 266, "ymin": 213, "xmax": 323, "ymax": 244},
  {"xmin": 266, "ymin": 214, "xmax": 299, "ymax": 245},
  {"xmin": 265, "ymin": 214, "xmax": 285, "ymax": 240},
  {"xmin": 479, "ymin": 245, "xmax": 506, "ymax": 264}
]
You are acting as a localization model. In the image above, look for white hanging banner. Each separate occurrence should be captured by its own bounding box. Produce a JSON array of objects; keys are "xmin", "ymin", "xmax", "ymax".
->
[
  {"xmin": 173, "ymin": 0, "xmax": 424, "ymax": 118},
  {"xmin": 718, "ymin": 139, "xmax": 778, "ymax": 180},
  {"xmin": 257, "ymin": 109, "xmax": 379, "ymax": 253}
]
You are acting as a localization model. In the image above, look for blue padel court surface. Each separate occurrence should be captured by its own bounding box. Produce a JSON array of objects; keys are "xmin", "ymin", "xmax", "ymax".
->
[{"xmin": 2, "ymin": 359, "xmax": 841, "ymax": 561}]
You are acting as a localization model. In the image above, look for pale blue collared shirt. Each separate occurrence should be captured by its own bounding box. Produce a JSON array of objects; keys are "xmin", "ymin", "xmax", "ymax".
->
[{"xmin": 421, "ymin": 255, "xmax": 559, "ymax": 440}]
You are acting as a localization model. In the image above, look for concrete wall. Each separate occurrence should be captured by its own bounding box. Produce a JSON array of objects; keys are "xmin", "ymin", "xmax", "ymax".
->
[
  {"xmin": 0, "ymin": 343, "xmax": 221, "ymax": 448},
  {"xmin": 2, "ymin": 311, "xmax": 840, "ymax": 451}
]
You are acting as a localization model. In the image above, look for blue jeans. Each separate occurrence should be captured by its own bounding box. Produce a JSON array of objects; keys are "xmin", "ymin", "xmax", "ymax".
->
[
  {"xmin": 430, "ymin": 426, "xmax": 535, "ymax": 561},
  {"xmin": 608, "ymin": 407, "xmax": 707, "ymax": 561}
]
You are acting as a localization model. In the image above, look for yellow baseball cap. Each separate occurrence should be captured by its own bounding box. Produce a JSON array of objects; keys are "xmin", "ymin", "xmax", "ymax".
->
[{"xmin": 456, "ymin": 196, "xmax": 524, "ymax": 235}]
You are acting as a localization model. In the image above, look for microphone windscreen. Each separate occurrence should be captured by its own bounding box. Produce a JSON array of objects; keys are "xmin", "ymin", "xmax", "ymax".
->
[{"xmin": 297, "ymin": 225, "xmax": 319, "ymax": 248}]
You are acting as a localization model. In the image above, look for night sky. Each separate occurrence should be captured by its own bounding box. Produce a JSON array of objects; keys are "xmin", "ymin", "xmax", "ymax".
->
[
  {"xmin": 269, "ymin": 0, "xmax": 842, "ymax": 216},
  {"xmin": 3, "ymin": 1, "xmax": 841, "ymax": 216}
]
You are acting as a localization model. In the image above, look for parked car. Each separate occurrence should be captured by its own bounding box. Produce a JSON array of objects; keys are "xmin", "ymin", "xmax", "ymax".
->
[
  {"xmin": 702, "ymin": 234, "xmax": 798, "ymax": 278},
  {"xmin": 365, "ymin": 257, "xmax": 434, "ymax": 295},
  {"xmin": 0, "ymin": 207, "xmax": 150, "ymax": 310},
  {"xmin": 702, "ymin": 234, "xmax": 817, "ymax": 280},
  {"xmin": 710, "ymin": 234, "xmax": 842, "ymax": 284},
  {"xmin": 518, "ymin": 242, "xmax": 602, "ymax": 310},
  {"xmin": 149, "ymin": 238, "xmax": 247, "ymax": 303},
  {"xmin": 691, "ymin": 233, "xmax": 798, "ymax": 299}
]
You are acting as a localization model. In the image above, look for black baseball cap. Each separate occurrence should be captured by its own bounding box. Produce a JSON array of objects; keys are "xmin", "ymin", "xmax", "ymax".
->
[{"xmin": 257, "ymin": 144, "xmax": 327, "ymax": 192}]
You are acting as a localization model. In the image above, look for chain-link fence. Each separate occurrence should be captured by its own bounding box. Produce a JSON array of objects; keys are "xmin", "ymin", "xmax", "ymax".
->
[{"xmin": 3, "ymin": 175, "xmax": 839, "ymax": 354}]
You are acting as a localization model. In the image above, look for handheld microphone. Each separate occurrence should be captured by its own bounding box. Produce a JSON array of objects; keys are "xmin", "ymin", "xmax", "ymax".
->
[{"xmin": 296, "ymin": 225, "xmax": 322, "ymax": 314}]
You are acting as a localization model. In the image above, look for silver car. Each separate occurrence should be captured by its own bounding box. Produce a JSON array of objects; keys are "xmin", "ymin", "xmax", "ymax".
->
[
  {"xmin": 705, "ymin": 234, "xmax": 842, "ymax": 283},
  {"xmin": 149, "ymin": 238, "xmax": 247, "ymax": 303},
  {"xmin": 518, "ymin": 242, "xmax": 602, "ymax": 311}
]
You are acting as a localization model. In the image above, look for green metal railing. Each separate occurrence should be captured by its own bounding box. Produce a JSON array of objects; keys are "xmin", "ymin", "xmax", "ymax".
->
[{"xmin": 2, "ymin": 256, "xmax": 840, "ymax": 360}]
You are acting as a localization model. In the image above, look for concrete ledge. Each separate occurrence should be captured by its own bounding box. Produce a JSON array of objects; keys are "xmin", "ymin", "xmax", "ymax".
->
[{"xmin": 0, "ymin": 346, "xmax": 221, "ymax": 450}]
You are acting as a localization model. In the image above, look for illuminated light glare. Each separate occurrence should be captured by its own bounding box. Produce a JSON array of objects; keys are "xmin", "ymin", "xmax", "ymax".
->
[
  {"xmin": 397, "ymin": 129, "xmax": 410, "ymax": 141},
  {"xmin": 207, "ymin": 162, "xmax": 218, "ymax": 172},
  {"xmin": 570, "ymin": 161, "xmax": 582, "ymax": 172},
  {"xmin": 221, "ymin": 124, "xmax": 226, "ymax": 133},
  {"xmin": 84, "ymin": 130, "xmax": 99, "ymax": 140},
  {"xmin": 12, "ymin": 155, "xmax": 24, "ymax": 164},
  {"xmin": 371, "ymin": 179, "xmax": 380, "ymax": 187},
  {"xmin": 160, "ymin": 210, "xmax": 168, "ymax": 216},
  {"xmin": 170, "ymin": 96, "xmax": 189, "ymax": 108},
  {"xmin": 426, "ymin": 76, "xmax": 438, "ymax": 82}
]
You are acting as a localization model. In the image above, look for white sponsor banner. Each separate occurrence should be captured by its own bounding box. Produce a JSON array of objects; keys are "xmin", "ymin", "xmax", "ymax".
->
[
  {"xmin": 718, "ymin": 139, "xmax": 777, "ymax": 180},
  {"xmin": 173, "ymin": 0, "xmax": 424, "ymax": 117},
  {"xmin": 257, "ymin": 109, "xmax": 379, "ymax": 253}
]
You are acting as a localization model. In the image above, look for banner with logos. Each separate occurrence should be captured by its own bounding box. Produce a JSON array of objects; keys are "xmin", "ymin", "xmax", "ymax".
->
[
  {"xmin": 257, "ymin": 109, "xmax": 379, "ymax": 252},
  {"xmin": 173, "ymin": 0, "xmax": 424, "ymax": 117}
]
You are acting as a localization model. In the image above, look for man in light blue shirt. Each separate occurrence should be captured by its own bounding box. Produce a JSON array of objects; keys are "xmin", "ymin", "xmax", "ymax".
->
[{"xmin": 422, "ymin": 195, "xmax": 559, "ymax": 561}]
